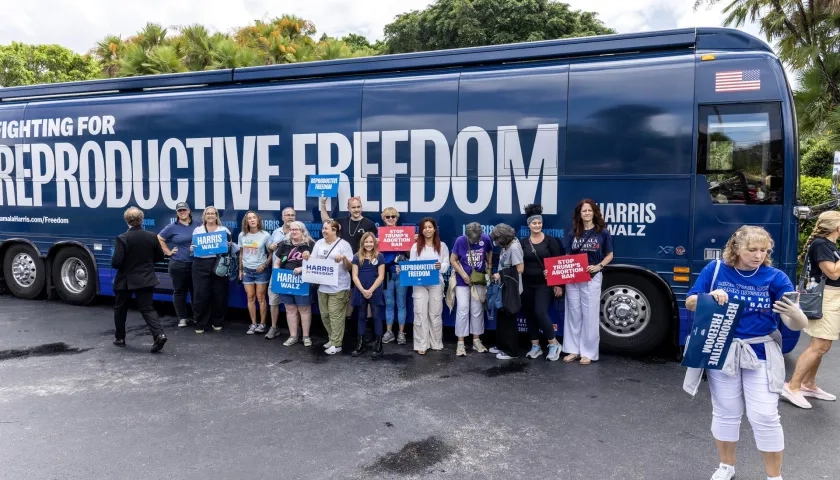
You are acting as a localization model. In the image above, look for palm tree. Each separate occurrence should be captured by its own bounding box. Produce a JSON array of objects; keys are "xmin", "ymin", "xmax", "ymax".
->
[
  {"xmin": 130, "ymin": 23, "xmax": 169, "ymax": 51},
  {"xmin": 315, "ymin": 39, "xmax": 352, "ymax": 60},
  {"xmin": 209, "ymin": 39, "xmax": 263, "ymax": 69},
  {"xmin": 178, "ymin": 24, "xmax": 224, "ymax": 71},
  {"xmin": 90, "ymin": 35, "xmax": 124, "ymax": 77}
]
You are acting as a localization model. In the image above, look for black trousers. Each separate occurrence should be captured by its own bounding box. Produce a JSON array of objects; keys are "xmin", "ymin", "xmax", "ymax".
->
[
  {"xmin": 356, "ymin": 301, "xmax": 384, "ymax": 336},
  {"xmin": 522, "ymin": 283, "xmax": 556, "ymax": 341},
  {"xmin": 168, "ymin": 260, "xmax": 194, "ymax": 320},
  {"xmin": 191, "ymin": 257, "xmax": 229, "ymax": 329},
  {"xmin": 114, "ymin": 287, "xmax": 164, "ymax": 340},
  {"xmin": 496, "ymin": 308, "xmax": 520, "ymax": 357}
]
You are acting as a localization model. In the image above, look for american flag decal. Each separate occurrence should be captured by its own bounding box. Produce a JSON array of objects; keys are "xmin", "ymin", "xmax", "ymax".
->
[{"xmin": 715, "ymin": 70, "xmax": 761, "ymax": 92}]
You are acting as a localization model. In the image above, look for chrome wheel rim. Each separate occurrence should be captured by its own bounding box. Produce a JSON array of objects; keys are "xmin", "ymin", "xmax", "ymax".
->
[
  {"xmin": 11, "ymin": 253, "xmax": 37, "ymax": 288},
  {"xmin": 600, "ymin": 284, "xmax": 651, "ymax": 338},
  {"xmin": 60, "ymin": 257, "xmax": 88, "ymax": 294}
]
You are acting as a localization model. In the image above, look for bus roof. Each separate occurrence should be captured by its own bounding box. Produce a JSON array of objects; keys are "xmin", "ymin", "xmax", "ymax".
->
[{"xmin": 0, "ymin": 27, "xmax": 772, "ymax": 102}]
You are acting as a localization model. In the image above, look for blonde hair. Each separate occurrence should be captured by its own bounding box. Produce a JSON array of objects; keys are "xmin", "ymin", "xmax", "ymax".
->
[
  {"xmin": 202, "ymin": 206, "xmax": 220, "ymax": 227},
  {"xmin": 722, "ymin": 225, "xmax": 774, "ymax": 267},
  {"xmin": 123, "ymin": 207, "xmax": 144, "ymax": 227},
  {"xmin": 799, "ymin": 211, "xmax": 840, "ymax": 263},
  {"xmin": 381, "ymin": 206, "xmax": 399, "ymax": 219},
  {"xmin": 356, "ymin": 231, "xmax": 379, "ymax": 260}
]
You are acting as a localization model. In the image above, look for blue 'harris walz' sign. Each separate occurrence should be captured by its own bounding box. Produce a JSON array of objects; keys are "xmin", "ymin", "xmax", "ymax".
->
[
  {"xmin": 399, "ymin": 260, "xmax": 440, "ymax": 287},
  {"xmin": 270, "ymin": 269, "xmax": 309, "ymax": 295},
  {"xmin": 306, "ymin": 174, "xmax": 340, "ymax": 198},
  {"xmin": 192, "ymin": 232, "xmax": 228, "ymax": 256},
  {"xmin": 681, "ymin": 295, "xmax": 745, "ymax": 370}
]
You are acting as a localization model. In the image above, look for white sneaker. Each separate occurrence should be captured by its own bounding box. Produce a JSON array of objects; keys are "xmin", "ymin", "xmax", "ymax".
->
[
  {"xmin": 246, "ymin": 324, "xmax": 257, "ymax": 335},
  {"xmin": 489, "ymin": 346, "xmax": 501, "ymax": 354},
  {"xmin": 178, "ymin": 319, "xmax": 188, "ymax": 328},
  {"xmin": 325, "ymin": 346, "xmax": 342, "ymax": 355},
  {"xmin": 710, "ymin": 464, "xmax": 735, "ymax": 480},
  {"xmin": 323, "ymin": 341, "xmax": 332, "ymax": 349},
  {"xmin": 496, "ymin": 352, "xmax": 514, "ymax": 360}
]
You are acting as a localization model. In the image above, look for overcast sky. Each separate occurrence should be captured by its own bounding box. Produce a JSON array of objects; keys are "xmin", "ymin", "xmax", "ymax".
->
[{"xmin": 0, "ymin": 0, "xmax": 763, "ymax": 53}]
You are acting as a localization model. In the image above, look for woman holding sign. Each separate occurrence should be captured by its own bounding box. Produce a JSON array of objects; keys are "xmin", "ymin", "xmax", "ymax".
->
[
  {"xmin": 520, "ymin": 204, "xmax": 564, "ymax": 362},
  {"xmin": 303, "ymin": 219, "xmax": 354, "ymax": 355},
  {"xmin": 239, "ymin": 211, "xmax": 272, "ymax": 335},
  {"xmin": 191, "ymin": 206, "xmax": 239, "ymax": 334},
  {"xmin": 380, "ymin": 207, "xmax": 409, "ymax": 346},
  {"xmin": 685, "ymin": 226, "xmax": 807, "ymax": 480},
  {"xmin": 351, "ymin": 232, "xmax": 386, "ymax": 358},
  {"xmin": 410, "ymin": 218, "xmax": 450, "ymax": 355},
  {"xmin": 270, "ymin": 221, "xmax": 315, "ymax": 346},
  {"xmin": 563, "ymin": 199, "xmax": 613, "ymax": 365}
]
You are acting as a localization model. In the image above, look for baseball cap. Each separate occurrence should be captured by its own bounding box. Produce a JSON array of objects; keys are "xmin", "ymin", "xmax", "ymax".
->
[{"xmin": 175, "ymin": 202, "xmax": 189, "ymax": 211}]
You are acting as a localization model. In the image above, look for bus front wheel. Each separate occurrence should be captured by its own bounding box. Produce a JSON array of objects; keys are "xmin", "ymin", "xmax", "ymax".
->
[
  {"xmin": 52, "ymin": 247, "xmax": 97, "ymax": 306},
  {"xmin": 3, "ymin": 244, "xmax": 46, "ymax": 300},
  {"xmin": 598, "ymin": 271, "xmax": 670, "ymax": 355}
]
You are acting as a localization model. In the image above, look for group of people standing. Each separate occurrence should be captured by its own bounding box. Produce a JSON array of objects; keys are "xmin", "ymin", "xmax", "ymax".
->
[{"xmin": 115, "ymin": 196, "xmax": 615, "ymax": 365}]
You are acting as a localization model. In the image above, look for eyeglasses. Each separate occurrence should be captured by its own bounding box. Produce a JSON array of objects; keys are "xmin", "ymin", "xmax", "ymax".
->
[{"xmin": 385, "ymin": 215, "xmax": 397, "ymax": 219}]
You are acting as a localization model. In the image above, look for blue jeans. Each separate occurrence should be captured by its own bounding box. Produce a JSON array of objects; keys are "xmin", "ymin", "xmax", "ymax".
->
[{"xmin": 384, "ymin": 274, "xmax": 407, "ymax": 327}]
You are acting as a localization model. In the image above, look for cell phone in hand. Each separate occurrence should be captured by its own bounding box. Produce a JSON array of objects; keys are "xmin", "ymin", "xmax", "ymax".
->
[{"xmin": 782, "ymin": 291, "xmax": 800, "ymax": 303}]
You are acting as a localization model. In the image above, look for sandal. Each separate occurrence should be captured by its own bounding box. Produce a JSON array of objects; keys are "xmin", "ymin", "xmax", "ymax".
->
[
  {"xmin": 417, "ymin": 350, "xmax": 426, "ymax": 355},
  {"xmin": 580, "ymin": 357, "xmax": 592, "ymax": 365},
  {"xmin": 563, "ymin": 354, "xmax": 580, "ymax": 363}
]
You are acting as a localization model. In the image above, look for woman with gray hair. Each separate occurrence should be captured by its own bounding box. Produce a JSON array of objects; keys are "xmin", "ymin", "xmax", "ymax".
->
[
  {"xmin": 450, "ymin": 222, "xmax": 493, "ymax": 356},
  {"xmin": 490, "ymin": 223, "xmax": 525, "ymax": 360}
]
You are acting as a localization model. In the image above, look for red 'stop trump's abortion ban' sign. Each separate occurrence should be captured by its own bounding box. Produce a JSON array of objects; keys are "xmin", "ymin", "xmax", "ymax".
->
[
  {"xmin": 544, "ymin": 254, "xmax": 590, "ymax": 286},
  {"xmin": 378, "ymin": 226, "xmax": 415, "ymax": 252}
]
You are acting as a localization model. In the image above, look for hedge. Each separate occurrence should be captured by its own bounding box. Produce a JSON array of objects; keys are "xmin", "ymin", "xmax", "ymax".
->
[{"xmin": 798, "ymin": 175, "xmax": 833, "ymax": 261}]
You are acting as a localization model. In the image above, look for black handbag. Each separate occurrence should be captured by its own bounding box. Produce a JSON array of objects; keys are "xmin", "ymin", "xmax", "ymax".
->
[{"xmin": 798, "ymin": 244, "xmax": 826, "ymax": 320}]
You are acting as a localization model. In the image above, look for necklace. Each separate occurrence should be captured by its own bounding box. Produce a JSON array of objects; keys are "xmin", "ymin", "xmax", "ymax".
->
[
  {"xmin": 734, "ymin": 266, "xmax": 760, "ymax": 278},
  {"xmin": 348, "ymin": 217, "xmax": 362, "ymax": 237}
]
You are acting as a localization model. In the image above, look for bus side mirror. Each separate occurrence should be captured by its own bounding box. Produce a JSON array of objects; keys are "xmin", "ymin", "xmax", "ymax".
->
[{"xmin": 794, "ymin": 206, "xmax": 811, "ymax": 220}]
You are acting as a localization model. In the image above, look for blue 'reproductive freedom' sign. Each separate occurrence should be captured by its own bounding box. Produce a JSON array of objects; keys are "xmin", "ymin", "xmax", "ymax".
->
[
  {"xmin": 399, "ymin": 260, "xmax": 440, "ymax": 287},
  {"xmin": 681, "ymin": 294, "xmax": 745, "ymax": 370},
  {"xmin": 192, "ymin": 232, "xmax": 228, "ymax": 256},
  {"xmin": 306, "ymin": 174, "xmax": 340, "ymax": 198},
  {"xmin": 270, "ymin": 268, "xmax": 310, "ymax": 295}
]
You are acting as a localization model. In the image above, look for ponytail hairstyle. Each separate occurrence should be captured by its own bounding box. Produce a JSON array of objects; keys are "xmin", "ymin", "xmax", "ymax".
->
[{"xmin": 799, "ymin": 211, "xmax": 840, "ymax": 264}]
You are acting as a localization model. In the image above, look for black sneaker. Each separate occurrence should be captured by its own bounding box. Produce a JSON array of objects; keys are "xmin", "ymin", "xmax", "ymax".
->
[{"xmin": 113, "ymin": 338, "xmax": 126, "ymax": 347}]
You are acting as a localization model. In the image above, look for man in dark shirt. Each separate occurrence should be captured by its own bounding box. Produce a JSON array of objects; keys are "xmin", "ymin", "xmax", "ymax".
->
[{"xmin": 111, "ymin": 207, "xmax": 167, "ymax": 353}]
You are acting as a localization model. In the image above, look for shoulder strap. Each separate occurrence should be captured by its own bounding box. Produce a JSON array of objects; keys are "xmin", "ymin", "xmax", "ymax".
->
[{"xmin": 709, "ymin": 259, "xmax": 721, "ymax": 294}]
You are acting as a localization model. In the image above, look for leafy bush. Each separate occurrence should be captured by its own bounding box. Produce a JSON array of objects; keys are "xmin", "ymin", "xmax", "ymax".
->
[
  {"xmin": 798, "ymin": 176, "xmax": 833, "ymax": 260},
  {"xmin": 800, "ymin": 136, "xmax": 835, "ymax": 178}
]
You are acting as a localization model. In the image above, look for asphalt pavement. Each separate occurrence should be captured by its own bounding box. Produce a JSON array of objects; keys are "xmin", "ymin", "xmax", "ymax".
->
[{"xmin": 1, "ymin": 294, "xmax": 838, "ymax": 480}]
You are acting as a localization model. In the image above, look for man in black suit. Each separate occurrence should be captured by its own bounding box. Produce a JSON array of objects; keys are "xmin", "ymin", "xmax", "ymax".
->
[{"xmin": 112, "ymin": 206, "xmax": 167, "ymax": 353}]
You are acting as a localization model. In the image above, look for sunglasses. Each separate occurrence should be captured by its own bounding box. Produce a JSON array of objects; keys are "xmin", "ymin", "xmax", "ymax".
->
[{"xmin": 384, "ymin": 215, "xmax": 397, "ymax": 220}]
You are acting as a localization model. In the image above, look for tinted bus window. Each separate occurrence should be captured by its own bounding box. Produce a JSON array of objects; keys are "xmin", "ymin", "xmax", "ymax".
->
[{"xmin": 697, "ymin": 103, "xmax": 784, "ymax": 205}]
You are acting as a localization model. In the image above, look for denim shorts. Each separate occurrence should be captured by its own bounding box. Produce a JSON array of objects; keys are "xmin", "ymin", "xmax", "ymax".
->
[
  {"xmin": 278, "ymin": 294, "xmax": 311, "ymax": 306},
  {"xmin": 242, "ymin": 267, "xmax": 271, "ymax": 285}
]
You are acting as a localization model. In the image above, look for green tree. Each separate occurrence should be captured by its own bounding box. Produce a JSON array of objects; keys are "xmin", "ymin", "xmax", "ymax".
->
[
  {"xmin": 694, "ymin": 1, "xmax": 840, "ymax": 146},
  {"xmin": 209, "ymin": 39, "xmax": 263, "ymax": 69},
  {"xmin": 89, "ymin": 35, "xmax": 125, "ymax": 78},
  {"xmin": 382, "ymin": 0, "xmax": 615, "ymax": 54},
  {"xmin": 0, "ymin": 42, "xmax": 98, "ymax": 87},
  {"xmin": 800, "ymin": 134, "xmax": 837, "ymax": 177}
]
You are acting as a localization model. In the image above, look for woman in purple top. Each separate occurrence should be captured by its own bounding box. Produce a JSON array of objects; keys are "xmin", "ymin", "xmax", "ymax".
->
[
  {"xmin": 449, "ymin": 222, "xmax": 493, "ymax": 357},
  {"xmin": 157, "ymin": 202, "xmax": 199, "ymax": 328}
]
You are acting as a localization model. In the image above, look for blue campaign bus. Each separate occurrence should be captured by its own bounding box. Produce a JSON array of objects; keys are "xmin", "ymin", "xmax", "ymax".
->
[{"xmin": 0, "ymin": 27, "xmax": 806, "ymax": 355}]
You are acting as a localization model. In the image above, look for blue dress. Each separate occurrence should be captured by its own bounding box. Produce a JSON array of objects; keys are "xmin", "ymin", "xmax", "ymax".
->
[{"xmin": 352, "ymin": 254, "xmax": 385, "ymax": 306}]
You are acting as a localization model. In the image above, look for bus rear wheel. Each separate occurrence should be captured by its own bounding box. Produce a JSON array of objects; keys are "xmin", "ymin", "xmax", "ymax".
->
[
  {"xmin": 52, "ymin": 247, "xmax": 97, "ymax": 306},
  {"xmin": 3, "ymin": 244, "xmax": 46, "ymax": 300},
  {"xmin": 599, "ymin": 271, "xmax": 670, "ymax": 355}
]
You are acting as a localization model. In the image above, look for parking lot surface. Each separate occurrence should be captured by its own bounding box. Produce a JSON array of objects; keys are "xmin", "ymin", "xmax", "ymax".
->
[{"xmin": 1, "ymin": 295, "xmax": 839, "ymax": 480}]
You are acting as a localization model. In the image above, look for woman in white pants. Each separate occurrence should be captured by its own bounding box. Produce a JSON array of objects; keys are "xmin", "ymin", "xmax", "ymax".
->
[
  {"xmin": 410, "ymin": 217, "xmax": 449, "ymax": 355},
  {"xmin": 685, "ymin": 226, "xmax": 807, "ymax": 480},
  {"xmin": 449, "ymin": 222, "xmax": 493, "ymax": 356},
  {"xmin": 563, "ymin": 199, "xmax": 613, "ymax": 365}
]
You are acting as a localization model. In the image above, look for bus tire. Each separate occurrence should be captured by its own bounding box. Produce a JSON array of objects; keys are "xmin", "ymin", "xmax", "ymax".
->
[
  {"xmin": 599, "ymin": 271, "xmax": 670, "ymax": 355},
  {"xmin": 52, "ymin": 247, "xmax": 97, "ymax": 305},
  {"xmin": 3, "ymin": 244, "xmax": 46, "ymax": 300}
]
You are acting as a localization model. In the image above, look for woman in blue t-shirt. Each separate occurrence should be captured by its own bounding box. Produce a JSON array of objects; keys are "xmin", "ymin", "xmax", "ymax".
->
[
  {"xmin": 563, "ymin": 199, "xmax": 613, "ymax": 365},
  {"xmin": 685, "ymin": 226, "xmax": 806, "ymax": 480},
  {"xmin": 157, "ymin": 202, "xmax": 199, "ymax": 328},
  {"xmin": 784, "ymin": 210, "xmax": 840, "ymax": 409}
]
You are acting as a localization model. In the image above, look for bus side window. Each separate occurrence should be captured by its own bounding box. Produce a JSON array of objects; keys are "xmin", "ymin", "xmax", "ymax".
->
[{"xmin": 697, "ymin": 103, "xmax": 784, "ymax": 205}]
